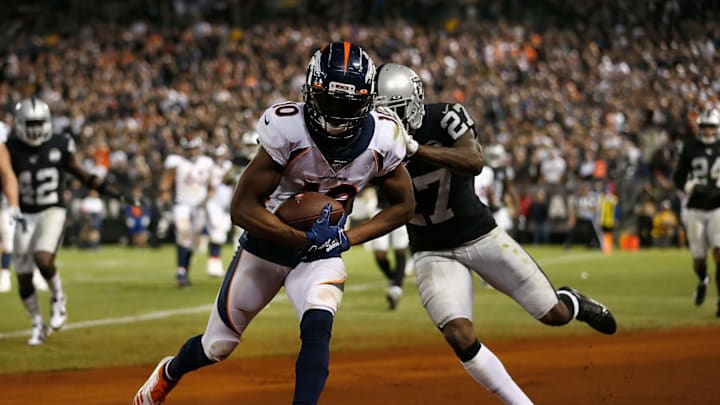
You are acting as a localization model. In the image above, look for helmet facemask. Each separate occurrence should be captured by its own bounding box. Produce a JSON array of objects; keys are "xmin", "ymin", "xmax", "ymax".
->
[
  {"xmin": 696, "ymin": 107, "xmax": 720, "ymax": 145},
  {"xmin": 303, "ymin": 42, "xmax": 376, "ymax": 141},
  {"xmin": 15, "ymin": 98, "xmax": 53, "ymax": 147},
  {"xmin": 374, "ymin": 64, "xmax": 425, "ymax": 132}
]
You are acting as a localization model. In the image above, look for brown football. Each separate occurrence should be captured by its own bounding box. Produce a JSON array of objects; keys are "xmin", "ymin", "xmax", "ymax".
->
[{"xmin": 275, "ymin": 192, "xmax": 345, "ymax": 231}]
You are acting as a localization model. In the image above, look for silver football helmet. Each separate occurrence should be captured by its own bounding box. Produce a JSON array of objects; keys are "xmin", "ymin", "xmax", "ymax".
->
[
  {"xmin": 374, "ymin": 63, "xmax": 425, "ymax": 131},
  {"xmin": 696, "ymin": 107, "xmax": 720, "ymax": 144},
  {"xmin": 14, "ymin": 97, "xmax": 52, "ymax": 147}
]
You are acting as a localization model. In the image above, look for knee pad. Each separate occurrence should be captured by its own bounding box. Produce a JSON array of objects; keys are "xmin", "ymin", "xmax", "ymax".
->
[{"xmin": 203, "ymin": 339, "xmax": 237, "ymax": 362}]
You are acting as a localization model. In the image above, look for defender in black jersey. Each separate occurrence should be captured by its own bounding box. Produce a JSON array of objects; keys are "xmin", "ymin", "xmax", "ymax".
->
[
  {"xmin": 7, "ymin": 97, "xmax": 122, "ymax": 345},
  {"xmin": 673, "ymin": 106, "xmax": 720, "ymax": 316},
  {"xmin": 376, "ymin": 63, "xmax": 616, "ymax": 404}
]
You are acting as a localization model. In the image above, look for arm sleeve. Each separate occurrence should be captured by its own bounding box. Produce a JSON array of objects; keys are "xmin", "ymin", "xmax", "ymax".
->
[{"xmin": 672, "ymin": 148, "xmax": 689, "ymax": 190}]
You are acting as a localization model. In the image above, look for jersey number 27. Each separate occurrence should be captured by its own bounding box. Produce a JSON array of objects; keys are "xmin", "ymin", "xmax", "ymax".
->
[{"xmin": 409, "ymin": 168, "xmax": 454, "ymax": 225}]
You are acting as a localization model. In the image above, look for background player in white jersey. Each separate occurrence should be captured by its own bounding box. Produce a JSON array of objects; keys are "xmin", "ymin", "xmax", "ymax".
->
[
  {"xmin": 205, "ymin": 143, "xmax": 234, "ymax": 277},
  {"xmin": 159, "ymin": 132, "xmax": 215, "ymax": 287},
  {"xmin": 673, "ymin": 106, "xmax": 720, "ymax": 316},
  {"xmin": 376, "ymin": 63, "xmax": 616, "ymax": 404},
  {"xmin": 134, "ymin": 41, "xmax": 415, "ymax": 405},
  {"xmin": 0, "ymin": 120, "xmax": 22, "ymax": 293},
  {"xmin": 7, "ymin": 97, "xmax": 123, "ymax": 345},
  {"xmin": 474, "ymin": 144, "xmax": 517, "ymax": 234}
]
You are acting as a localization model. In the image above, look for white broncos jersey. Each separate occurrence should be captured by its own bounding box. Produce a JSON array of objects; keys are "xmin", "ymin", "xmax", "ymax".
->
[
  {"xmin": 164, "ymin": 154, "xmax": 215, "ymax": 207},
  {"xmin": 209, "ymin": 159, "xmax": 234, "ymax": 211},
  {"xmin": 257, "ymin": 102, "xmax": 407, "ymax": 214}
]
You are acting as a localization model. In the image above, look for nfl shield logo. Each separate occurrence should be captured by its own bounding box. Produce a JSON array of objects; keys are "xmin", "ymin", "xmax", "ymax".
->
[{"xmin": 330, "ymin": 160, "xmax": 347, "ymax": 171}]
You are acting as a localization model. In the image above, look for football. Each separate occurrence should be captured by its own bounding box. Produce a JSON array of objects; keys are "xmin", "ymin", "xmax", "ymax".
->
[{"xmin": 275, "ymin": 191, "xmax": 345, "ymax": 231}]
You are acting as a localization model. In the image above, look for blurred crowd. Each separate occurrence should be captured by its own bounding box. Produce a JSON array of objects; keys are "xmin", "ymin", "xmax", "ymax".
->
[{"xmin": 1, "ymin": 0, "xmax": 715, "ymax": 248}]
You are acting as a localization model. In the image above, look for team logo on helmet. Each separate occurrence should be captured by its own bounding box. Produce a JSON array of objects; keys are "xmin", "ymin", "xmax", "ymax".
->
[{"xmin": 302, "ymin": 42, "xmax": 376, "ymax": 141}]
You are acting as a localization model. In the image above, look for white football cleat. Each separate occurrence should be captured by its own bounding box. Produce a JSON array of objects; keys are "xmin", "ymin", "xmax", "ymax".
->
[
  {"xmin": 50, "ymin": 295, "xmax": 67, "ymax": 331},
  {"xmin": 206, "ymin": 257, "xmax": 225, "ymax": 277},
  {"xmin": 27, "ymin": 322, "xmax": 48, "ymax": 346},
  {"xmin": 385, "ymin": 285, "xmax": 403, "ymax": 310},
  {"xmin": 0, "ymin": 269, "xmax": 11, "ymax": 292},
  {"xmin": 133, "ymin": 356, "xmax": 178, "ymax": 405}
]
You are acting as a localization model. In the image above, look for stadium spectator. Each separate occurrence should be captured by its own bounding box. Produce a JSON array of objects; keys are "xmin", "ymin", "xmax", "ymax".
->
[
  {"xmin": 1, "ymin": 0, "xmax": 718, "ymax": 245},
  {"xmin": 651, "ymin": 199, "xmax": 679, "ymax": 248}
]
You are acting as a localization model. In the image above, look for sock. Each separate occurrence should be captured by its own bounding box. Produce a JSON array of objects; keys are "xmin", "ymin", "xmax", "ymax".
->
[
  {"xmin": 166, "ymin": 334, "xmax": 215, "ymax": 381},
  {"xmin": 48, "ymin": 273, "xmax": 64, "ymax": 299},
  {"xmin": 696, "ymin": 263, "xmax": 708, "ymax": 282},
  {"xmin": 392, "ymin": 252, "xmax": 406, "ymax": 287},
  {"xmin": 177, "ymin": 246, "xmax": 193, "ymax": 269},
  {"xmin": 22, "ymin": 293, "xmax": 43, "ymax": 325},
  {"xmin": 462, "ymin": 344, "xmax": 533, "ymax": 405},
  {"xmin": 209, "ymin": 243, "xmax": 221, "ymax": 258},
  {"xmin": 293, "ymin": 309, "xmax": 333, "ymax": 405},
  {"xmin": 376, "ymin": 257, "xmax": 393, "ymax": 280},
  {"xmin": 557, "ymin": 290, "xmax": 579, "ymax": 319},
  {"xmin": 1, "ymin": 253, "xmax": 11, "ymax": 269}
]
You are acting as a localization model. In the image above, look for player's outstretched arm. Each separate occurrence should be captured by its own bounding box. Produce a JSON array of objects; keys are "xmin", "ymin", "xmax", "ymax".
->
[
  {"xmin": 67, "ymin": 153, "xmax": 122, "ymax": 199},
  {"xmin": 414, "ymin": 132, "xmax": 484, "ymax": 176},
  {"xmin": 0, "ymin": 144, "xmax": 19, "ymax": 208},
  {"xmin": 346, "ymin": 164, "xmax": 415, "ymax": 245},
  {"xmin": 231, "ymin": 147, "xmax": 307, "ymax": 248}
]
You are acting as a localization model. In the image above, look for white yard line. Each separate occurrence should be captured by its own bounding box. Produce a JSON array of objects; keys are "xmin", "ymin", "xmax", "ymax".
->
[{"xmin": 0, "ymin": 252, "xmax": 596, "ymax": 339}]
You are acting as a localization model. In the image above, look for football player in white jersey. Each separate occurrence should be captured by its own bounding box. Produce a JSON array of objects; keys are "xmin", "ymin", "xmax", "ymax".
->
[
  {"xmin": 205, "ymin": 144, "xmax": 234, "ymax": 277},
  {"xmin": 474, "ymin": 144, "xmax": 515, "ymax": 232},
  {"xmin": 0, "ymin": 120, "xmax": 21, "ymax": 293},
  {"xmin": 159, "ymin": 132, "xmax": 215, "ymax": 287},
  {"xmin": 134, "ymin": 42, "xmax": 415, "ymax": 405}
]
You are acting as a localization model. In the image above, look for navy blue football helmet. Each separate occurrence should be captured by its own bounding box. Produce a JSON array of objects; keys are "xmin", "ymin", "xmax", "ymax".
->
[{"xmin": 303, "ymin": 42, "xmax": 376, "ymax": 140}]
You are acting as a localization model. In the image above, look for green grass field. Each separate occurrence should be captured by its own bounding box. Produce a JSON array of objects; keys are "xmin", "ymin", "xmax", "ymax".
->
[{"xmin": 0, "ymin": 244, "xmax": 717, "ymax": 374}]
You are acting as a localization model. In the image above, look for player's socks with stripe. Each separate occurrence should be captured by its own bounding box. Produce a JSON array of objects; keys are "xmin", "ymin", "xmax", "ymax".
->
[
  {"xmin": 22, "ymin": 292, "xmax": 42, "ymax": 322},
  {"xmin": 176, "ymin": 246, "xmax": 192, "ymax": 287},
  {"xmin": 166, "ymin": 334, "xmax": 215, "ymax": 379},
  {"xmin": 460, "ymin": 341, "xmax": 532, "ymax": 404},
  {"xmin": 293, "ymin": 309, "xmax": 333, "ymax": 405},
  {"xmin": 376, "ymin": 257, "xmax": 393, "ymax": 280},
  {"xmin": 0, "ymin": 254, "xmax": 12, "ymax": 292},
  {"xmin": 694, "ymin": 263, "xmax": 709, "ymax": 306},
  {"xmin": 47, "ymin": 273, "xmax": 64, "ymax": 297},
  {"xmin": 393, "ymin": 253, "xmax": 406, "ymax": 287}
]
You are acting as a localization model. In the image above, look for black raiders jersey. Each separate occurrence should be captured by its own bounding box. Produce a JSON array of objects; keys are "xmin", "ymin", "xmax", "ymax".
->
[
  {"xmin": 7, "ymin": 134, "xmax": 75, "ymax": 213},
  {"xmin": 405, "ymin": 102, "xmax": 496, "ymax": 252},
  {"xmin": 673, "ymin": 137, "xmax": 720, "ymax": 210}
]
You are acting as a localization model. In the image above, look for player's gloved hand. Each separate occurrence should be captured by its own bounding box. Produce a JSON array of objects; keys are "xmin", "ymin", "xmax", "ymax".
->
[
  {"xmin": 684, "ymin": 179, "xmax": 700, "ymax": 195},
  {"xmin": 7, "ymin": 206, "xmax": 27, "ymax": 232},
  {"xmin": 302, "ymin": 204, "xmax": 350, "ymax": 261},
  {"xmin": 402, "ymin": 128, "xmax": 419, "ymax": 157}
]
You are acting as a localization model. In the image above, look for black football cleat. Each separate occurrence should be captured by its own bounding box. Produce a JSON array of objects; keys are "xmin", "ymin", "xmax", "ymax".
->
[
  {"xmin": 694, "ymin": 276, "xmax": 709, "ymax": 306},
  {"xmin": 559, "ymin": 286, "xmax": 617, "ymax": 335}
]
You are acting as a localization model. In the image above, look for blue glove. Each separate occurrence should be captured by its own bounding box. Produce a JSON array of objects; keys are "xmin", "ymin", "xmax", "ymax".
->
[{"xmin": 302, "ymin": 203, "xmax": 350, "ymax": 261}]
